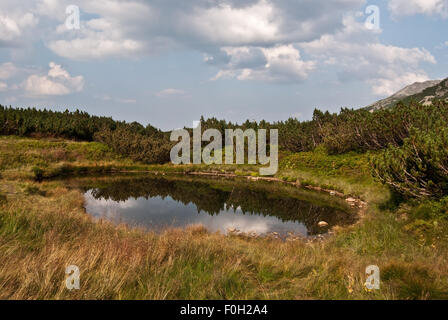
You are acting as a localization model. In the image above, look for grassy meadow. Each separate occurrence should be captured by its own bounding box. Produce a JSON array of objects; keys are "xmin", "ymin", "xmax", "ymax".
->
[{"xmin": 1, "ymin": 135, "xmax": 448, "ymax": 299}]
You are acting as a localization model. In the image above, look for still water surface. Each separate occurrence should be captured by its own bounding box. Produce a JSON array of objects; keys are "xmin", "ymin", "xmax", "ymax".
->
[{"xmin": 81, "ymin": 175, "xmax": 356, "ymax": 237}]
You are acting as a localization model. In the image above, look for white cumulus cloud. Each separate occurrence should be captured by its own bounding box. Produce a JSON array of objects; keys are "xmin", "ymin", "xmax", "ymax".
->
[
  {"xmin": 368, "ymin": 71, "xmax": 430, "ymax": 96},
  {"xmin": 0, "ymin": 62, "xmax": 17, "ymax": 79},
  {"xmin": 0, "ymin": 11, "xmax": 38, "ymax": 46},
  {"xmin": 300, "ymin": 15, "xmax": 436, "ymax": 96},
  {"xmin": 0, "ymin": 0, "xmax": 441, "ymax": 91},
  {"xmin": 388, "ymin": 0, "xmax": 448, "ymax": 17},
  {"xmin": 6, "ymin": 0, "xmax": 364, "ymax": 60},
  {"xmin": 210, "ymin": 45, "xmax": 315, "ymax": 83},
  {"xmin": 183, "ymin": 0, "xmax": 279, "ymax": 46},
  {"xmin": 23, "ymin": 62, "xmax": 84, "ymax": 96}
]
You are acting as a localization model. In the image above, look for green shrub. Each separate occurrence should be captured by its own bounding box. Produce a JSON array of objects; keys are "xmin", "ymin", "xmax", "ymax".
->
[
  {"xmin": 24, "ymin": 185, "xmax": 46, "ymax": 196},
  {"xmin": 94, "ymin": 127, "xmax": 172, "ymax": 164},
  {"xmin": 32, "ymin": 166, "xmax": 44, "ymax": 182},
  {"xmin": 371, "ymin": 127, "xmax": 448, "ymax": 199}
]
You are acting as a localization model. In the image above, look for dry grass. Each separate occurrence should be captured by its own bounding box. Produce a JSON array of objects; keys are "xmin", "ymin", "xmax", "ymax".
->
[
  {"xmin": 0, "ymin": 179, "xmax": 447, "ymax": 299},
  {"xmin": 0, "ymin": 136, "xmax": 448, "ymax": 299}
]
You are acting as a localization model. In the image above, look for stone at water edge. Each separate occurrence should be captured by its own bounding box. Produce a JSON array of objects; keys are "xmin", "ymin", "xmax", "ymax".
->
[
  {"xmin": 318, "ymin": 221, "xmax": 329, "ymax": 227},
  {"xmin": 249, "ymin": 231, "xmax": 258, "ymax": 238}
]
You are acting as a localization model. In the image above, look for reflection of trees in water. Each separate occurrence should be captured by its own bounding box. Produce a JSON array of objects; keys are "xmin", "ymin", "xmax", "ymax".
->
[
  {"xmin": 86, "ymin": 177, "xmax": 356, "ymax": 234},
  {"xmin": 224, "ymin": 188, "xmax": 356, "ymax": 234},
  {"xmin": 88, "ymin": 178, "xmax": 228, "ymax": 214}
]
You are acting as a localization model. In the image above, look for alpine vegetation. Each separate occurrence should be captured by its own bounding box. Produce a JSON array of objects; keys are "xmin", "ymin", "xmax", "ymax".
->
[{"xmin": 170, "ymin": 121, "xmax": 278, "ymax": 175}]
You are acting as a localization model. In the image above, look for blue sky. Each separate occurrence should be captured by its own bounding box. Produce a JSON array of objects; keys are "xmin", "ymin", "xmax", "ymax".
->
[{"xmin": 0, "ymin": 0, "xmax": 447, "ymax": 130}]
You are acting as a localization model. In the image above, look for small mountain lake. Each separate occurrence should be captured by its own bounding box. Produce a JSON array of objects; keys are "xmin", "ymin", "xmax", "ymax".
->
[{"xmin": 71, "ymin": 174, "xmax": 357, "ymax": 238}]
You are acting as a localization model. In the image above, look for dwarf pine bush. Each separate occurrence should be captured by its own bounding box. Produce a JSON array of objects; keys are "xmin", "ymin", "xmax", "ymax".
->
[{"xmin": 371, "ymin": 126, "xmax": 448, "ymax": 199}]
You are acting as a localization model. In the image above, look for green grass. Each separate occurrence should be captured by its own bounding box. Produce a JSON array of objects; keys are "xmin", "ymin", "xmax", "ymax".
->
[
  {"xmin": 0, "ymin": 136, "xmax": 447, "ymax": 299},
  {"xmin": 0, "ymin": 136, "xmax": 126, "ymax": 170},
  {"xmin": 278, "ymin": 146, "xmax": 388, "ymax": 203},
  {"xmin": 2, "ymin": 188, "xmax": 446, "ymax": 299},
  {"xmin": 1, "ymin": 136, "xmax": 378, "ymax": 199}
]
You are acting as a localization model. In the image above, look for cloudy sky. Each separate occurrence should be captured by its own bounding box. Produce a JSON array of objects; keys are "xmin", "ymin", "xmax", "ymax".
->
[{"xmin": 0, "ymin": 0, "xmax": 447, "ymax": 130}]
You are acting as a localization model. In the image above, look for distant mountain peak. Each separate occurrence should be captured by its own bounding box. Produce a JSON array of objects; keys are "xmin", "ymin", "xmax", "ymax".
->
[
  {"xmin": 390, "ymin": 80, "xmax": 442, "ymax": 98},
  {"xmin": 366, "ymin": 78, "xmax": 447, "ymax": 111}
]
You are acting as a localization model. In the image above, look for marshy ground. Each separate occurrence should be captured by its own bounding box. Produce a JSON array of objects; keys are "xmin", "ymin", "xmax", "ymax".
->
[{"xmin": 0, "ymin": 136, "xmax": 447, "ymax": 299}]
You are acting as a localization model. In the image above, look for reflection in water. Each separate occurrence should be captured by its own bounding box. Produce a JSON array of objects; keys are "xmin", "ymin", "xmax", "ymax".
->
[{"xmin": 82, "ymin": 176, "xmax": 356, "ymax": 237}]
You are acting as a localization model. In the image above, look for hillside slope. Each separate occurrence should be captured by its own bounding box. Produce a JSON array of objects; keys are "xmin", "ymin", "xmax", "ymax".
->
[{"xmin": 366, "ymin": 79, "xmax": 446, "ymax": 111}]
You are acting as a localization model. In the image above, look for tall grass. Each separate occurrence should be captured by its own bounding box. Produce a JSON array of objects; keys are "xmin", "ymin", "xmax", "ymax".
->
[
  {"xmin": 0, "ymin": 179, "xmax": 447, "ymax": 299},
  {"xmin": 0, "ymin": 136, "xmax": 447, "ymax": 299}
]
